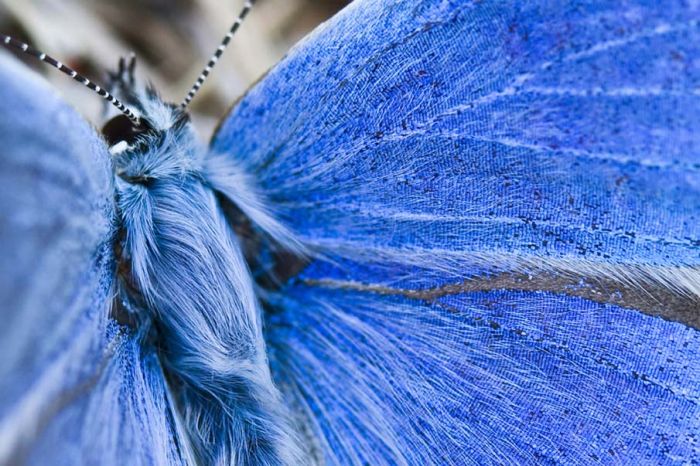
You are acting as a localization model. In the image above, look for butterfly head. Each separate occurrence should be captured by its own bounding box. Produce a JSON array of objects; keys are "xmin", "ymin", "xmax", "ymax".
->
[
  {"xmin": 97, "ymin": 56, "xmax": 199, "ymax": 186},
  {"xmin": 1, "ymin": 1, "xmax": 257, "ymax": 185},
  {"xmin": 107, "ymin": 109, "xmax": 199, "ymax": 188},
  {"xmin": 100, "ymin": 0, "xmax": 258, "ymax": 160},
  {"xmin": 101, "ymin": 87, "xmax": 191, "ymax": 156}
]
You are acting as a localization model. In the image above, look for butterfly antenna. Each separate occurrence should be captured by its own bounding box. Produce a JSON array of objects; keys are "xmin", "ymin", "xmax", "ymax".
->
[
  {"xmin": 180, "ymin": 0, "xmax": 256, "ymax": 109},
  {"xmin": 1, "ymin": 34, "xmax": 140, "ymax": 125}
]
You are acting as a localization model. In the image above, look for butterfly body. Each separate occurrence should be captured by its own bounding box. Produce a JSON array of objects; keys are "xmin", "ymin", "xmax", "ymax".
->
[{"xmin": 109, "ymin": 83, "xmax": 302, "ymax": 465}]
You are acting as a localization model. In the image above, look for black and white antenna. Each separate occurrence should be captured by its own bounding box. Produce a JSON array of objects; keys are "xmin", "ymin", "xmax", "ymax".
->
[
  {"xmin": 0, "ymin": 34, "xmax": 140, "ymax": 125},
  {"xmin": 180, "ymin": 0, "xmax": 256, "ymax": 109}
]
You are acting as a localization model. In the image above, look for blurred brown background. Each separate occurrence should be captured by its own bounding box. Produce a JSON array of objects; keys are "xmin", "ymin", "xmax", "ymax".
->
[{"xmin": 0, "ymin": 0, "xmax": 350, "ymax": 134}]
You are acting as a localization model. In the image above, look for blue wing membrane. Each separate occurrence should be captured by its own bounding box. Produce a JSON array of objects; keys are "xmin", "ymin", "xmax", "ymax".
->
[
  {"xmin": 211, "ymin": 1, "xmax": 700, "ymax": 464},
  {"xmin": 0, "ymin": 52, "xmax": 186, "ymax": 465}
]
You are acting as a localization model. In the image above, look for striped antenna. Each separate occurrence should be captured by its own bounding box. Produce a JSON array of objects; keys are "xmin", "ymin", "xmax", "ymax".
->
[
  {"xmin": 1, "ymin": 34, "xmax": 140, "ymax": 125},
  {"xmin": 180, "ymin": 0, "xmax": 256, "ymax": 109}
]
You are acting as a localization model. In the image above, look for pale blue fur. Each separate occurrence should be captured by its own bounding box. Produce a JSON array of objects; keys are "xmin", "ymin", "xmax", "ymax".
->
[{"xmin": 114, "ymin": 92, "xmax": 304, "ymax": 465}]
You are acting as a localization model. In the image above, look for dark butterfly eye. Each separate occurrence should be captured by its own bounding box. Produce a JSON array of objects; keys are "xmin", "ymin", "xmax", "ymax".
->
[{"xmin": 102, "ymin": 114, "xmax": 152, "ymax": 147}]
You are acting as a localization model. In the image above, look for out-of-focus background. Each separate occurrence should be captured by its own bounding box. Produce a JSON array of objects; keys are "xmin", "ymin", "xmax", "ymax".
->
[{"xmin": 0, "ymin": 0, "xmax": 350, "ymax": 135}]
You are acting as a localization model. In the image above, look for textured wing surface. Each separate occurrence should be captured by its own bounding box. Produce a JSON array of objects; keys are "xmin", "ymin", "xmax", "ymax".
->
[
  {"xmin": 211, "ymin": 1, "xmax": 700, "ymax": 464},
  {"xmin": 0, "ymin": 52, "xmax": 185, "ymax": 465},
  {"xmin": 213, "ymin": 0, "xmax": 700, "ymax": 270},
  {"xmin": 267, "ymin": 284, "xmax": 699, "ymax": 465}
]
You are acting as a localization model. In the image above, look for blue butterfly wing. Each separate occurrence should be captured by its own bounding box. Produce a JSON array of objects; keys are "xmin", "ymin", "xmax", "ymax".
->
[
  {"xmin": 0, "ymin": 53, "xmax": 187, "ymax": 465},
  {"xmin": 211, "ymin": 0, "xmax": 700, "ymax": 464},
  {"xmin": 214, "ymin": 0, "xmax": 700, "ymax": 270}
]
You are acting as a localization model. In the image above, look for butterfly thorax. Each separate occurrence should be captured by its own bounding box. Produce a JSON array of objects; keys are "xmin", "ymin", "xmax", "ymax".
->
[{"xmin": 104, "ymin": 64, "xmax": 304, "ymax": 464}]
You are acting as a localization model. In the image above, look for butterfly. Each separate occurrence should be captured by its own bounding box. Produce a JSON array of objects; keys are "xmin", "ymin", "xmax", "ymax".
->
[{"xmin": 0, "ymin": 0, "xmax": 698, "ymax": 464}]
